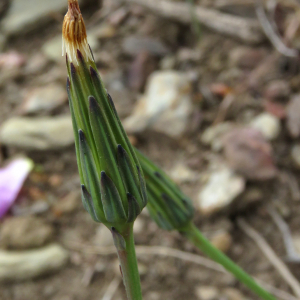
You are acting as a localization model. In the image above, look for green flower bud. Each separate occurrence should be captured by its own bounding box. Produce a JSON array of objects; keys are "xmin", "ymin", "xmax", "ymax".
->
[
  {"xmin": 136, "ymin": 151, "xmax": 194, "ymax": 231},
  {"xmin": 63, "ymin": 0, "xmax": 147, "ymax": 231}
]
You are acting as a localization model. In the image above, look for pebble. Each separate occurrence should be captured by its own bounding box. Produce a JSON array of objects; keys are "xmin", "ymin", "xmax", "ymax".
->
[
  {"xmin": 0, "ymin": 216, "xmax": 53, "ymax": 249},
  {"xmin": 170, "ymin": 162, "xmax": 199, "ymax": 183},
  {"xmin": 286, "ymin": 94, "xmax": 300, "ymax": 138},
  {"xmin": 201, "ymin": 122, "xmax": 235, "ymax": 151},
  {"xmin": 249, "ymin": 113, "xmax": 281, "ymax": 141},
  {"xmin": 2, "ymin": 0, "xmax": 86, "ymax": 36},
  {"xmin": 195, "ymin": 286, "xmax": 219, "ymax": 300},
  {"xmin": 210, "ymin": 231, "xmax": 232, "ymax": 253},
  {"xmin": 0, "ymin": 116, "xmax": 74, "ymax": 150},
  {"xmin": 291, "ymin": 144, "xmax": 300, "ymax": 169},
  {"xmin": 0, "ymin": 244, "xmax": 69, "ymax": 282},
  {"xmin": 124, "ymin": 71, "xmax": 193, "ymax": 138},
  {"xmin": 198, "ymin": 166, "xmax": 245, "ymax": 215},
  {"xmin": 18, "ymin": 84, "xmax": 67, "ymax": 114},
  {"xmin": 223, "ymin": 127, "xmax": 277, "ymax": 180}
]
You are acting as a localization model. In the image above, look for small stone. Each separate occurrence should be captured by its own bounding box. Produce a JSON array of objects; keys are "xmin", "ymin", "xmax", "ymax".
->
[
  {"xmin": 0, "ymin": 216, "xmax": 53, "ymax": 249},
  {"xmin": 0, "ymin": 244, "xmax": 69, "ymax": 282},
  {"xmin": 198, "ymin": 166, "xmax": 245, "ymax": 215},
  {"xmin": 53, "ymin": 191, "xmax": 80, "ymax": 215},
  {"xmin": 170, "ymin": 162, "xmax": 199, "ymax": 183},
  {"xmin": 201, "ymin": 122, "xmax": 235, "ymax": 151},
  {"xmin": 222, "ymin": 288, "xmax": 245, "ymax": 300},
  {"xmin": 195, "ymin": 286, "xmax": 219, "ymax": 300},
  {"xmin": 18, "ymin": 84, "xmax": 67, "ymax": 114},
  {"xmin": 94, "ymin": 225, "xmax": 114, "ymax": 247},
  {"xmin": 0, "ymin": 116, "xmax": 74, "ymax": 150},
  {"xmin": 210, "ymin": 231, "xmax": 232, "ymax": 253},
  {"xmin": 249, "ymin": 113, "xmax": 281, "ymax": 140},
  {"xmin": 291, "ymin": 144, "xmax": 300, "ymax": 169},
  {"xmin": 264, "ymin": 80, "xmax": 290, "ymax": 100},
  {"xmin": 124, "ymin": 71, "xmax": 193, "ymax": 138},
  {"xmin": 122, "ymin": 36, "xmax": 169, "ymax": 56},
  {"xmin": 223, "ymin": 127, "xmax": 277, "ymax": 180},
  {"xmin": 286, "ymin": 95, "xmax": 300, "ymax": 138}
]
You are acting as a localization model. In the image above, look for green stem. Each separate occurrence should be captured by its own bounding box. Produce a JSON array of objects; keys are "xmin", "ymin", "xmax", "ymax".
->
[
  {"xmin": 113, "ymin": 224, "xmax": 143, "ymax": 300},
  {"xmin": 183, "ymin": 222, "xmax": 277, "ymax": 300}
]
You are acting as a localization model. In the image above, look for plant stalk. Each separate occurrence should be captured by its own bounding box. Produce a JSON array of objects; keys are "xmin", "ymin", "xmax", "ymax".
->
[
  {"xmin": 113, "ymin": 224, "xmax": 143, "ymax": 300},
  {"xmin": 183, "ymin": 222, "xmax": 277, "ymax": 300}
]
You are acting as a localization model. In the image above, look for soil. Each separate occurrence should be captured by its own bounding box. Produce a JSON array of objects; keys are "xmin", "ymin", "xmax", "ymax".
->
[{"xmin": 1, "ymin": 1, "xmax": 300, "ymax": 300}]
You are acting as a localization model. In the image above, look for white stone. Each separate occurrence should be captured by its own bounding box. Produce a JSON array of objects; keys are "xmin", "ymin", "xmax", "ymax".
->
[
  {"xmin": 0, "ymin": 244, "xmax": 69, "ymax": 281},
  {"xmin": 124, "ymin": 71, "xmax": 193, "ymax": 138},
  {"xmin": 0, "ymin": 116, "xmax": 74, "ymax": 150},
  {"xmin": 249, "ymin": 113, "xmax": 280, "ymax": 141},
  {"xmin": 195, "ymin": 286, "xmax": 219, "ymax": 300},
  {"xmin": 201, "ymin": 122, "xmax": 234, "ymax": 151},
  {"xmin": 198, "ymin": 167, "xmax": 245, "ymax": 215},
  {"xmin": 19, "ymin": 84, "xmax": 67, "ymax": 114},
  {"xmin": 170, "ymin": 162, "xmax": 199, "ymax": 183}
]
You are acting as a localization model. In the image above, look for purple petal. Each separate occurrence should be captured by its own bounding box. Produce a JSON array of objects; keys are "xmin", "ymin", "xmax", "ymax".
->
[{"xmin": 0, "ymin": 158, "xmax": 34, "ymax": 218}]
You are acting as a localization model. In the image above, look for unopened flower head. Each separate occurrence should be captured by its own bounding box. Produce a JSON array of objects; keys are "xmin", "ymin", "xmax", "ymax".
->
[
  {"xmin": 136, "ymin": 151, "xmax": 194, "ymax": 231},
  {"xmin": 62, "ymin": 0, "xmax": 93, "ymax": 64},
  {"xmin": 63, "ymin": 0, "xmax": 147, "ymax": 232}
]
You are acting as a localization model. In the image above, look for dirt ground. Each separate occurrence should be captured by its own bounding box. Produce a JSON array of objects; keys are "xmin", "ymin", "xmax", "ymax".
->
[{"xmin": 1, "ymin": 0, "xmax": 300, "ymax": 299}]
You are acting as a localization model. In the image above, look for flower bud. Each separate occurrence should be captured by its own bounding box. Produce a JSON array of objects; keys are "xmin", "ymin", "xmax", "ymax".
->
[
  {"xmin": 136, "ymin": 151, "xmax": 194, "ymax": 231},
  {"xmin": 63, "ymin": 0, "xmax": 147, "ymax": 231}
]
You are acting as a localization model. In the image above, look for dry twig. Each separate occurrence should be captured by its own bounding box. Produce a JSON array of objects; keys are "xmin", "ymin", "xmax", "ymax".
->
[
  {"xmin": 102, "ymin": 277, "xmax": 121, "ymax": 300},
  {"xmin": 125, "ymin": 0, "xmax": 265, "ymax": 44},
  {"xmin": 267, "ymin": 206, "xmax": 300, "ymax": 263},
  {"xmin": 238, "ymin": 218, "xmax": 300, "ymax": 298},
  {"xmin": 255, "ymin": 0, "xmax": 298, "ymax": 57}
]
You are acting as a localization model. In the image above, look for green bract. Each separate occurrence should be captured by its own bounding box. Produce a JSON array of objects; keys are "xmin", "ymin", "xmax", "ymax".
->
[
  {"xmin": 66, "ymin": 50, "xmax": 147, "ymax": 232},
  {"xmin": 136, "ymin": 150, "xmax": 194, "ymax": 231}
]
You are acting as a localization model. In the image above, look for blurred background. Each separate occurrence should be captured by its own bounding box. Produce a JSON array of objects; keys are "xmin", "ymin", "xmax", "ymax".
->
[{"xmin": 1, "ymin": 0, "xmax": 300, "ymax": 299}]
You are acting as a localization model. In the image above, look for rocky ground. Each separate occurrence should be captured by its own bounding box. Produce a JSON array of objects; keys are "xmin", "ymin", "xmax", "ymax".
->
[{"xmin": 1, "ymin": 0, "xmax": 300, "ymax": 299}]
